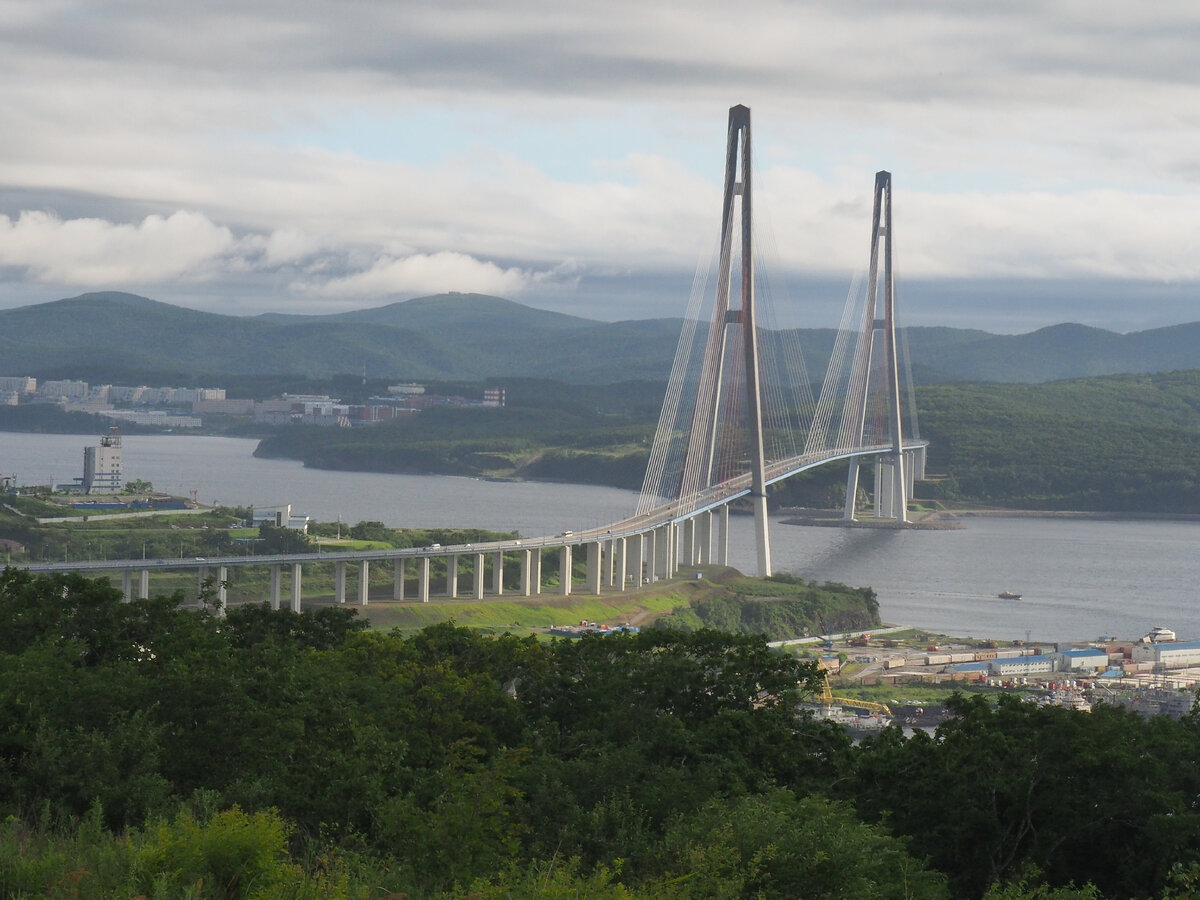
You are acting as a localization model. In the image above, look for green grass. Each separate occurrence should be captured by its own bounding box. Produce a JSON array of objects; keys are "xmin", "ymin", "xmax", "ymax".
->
[
  {"xmin": 356, "ymin": 588, "xmax": 691, "ymax": 634},
  {"xmin": 313, "ymin": 537, "xmax": 392, "ymax": 550}
]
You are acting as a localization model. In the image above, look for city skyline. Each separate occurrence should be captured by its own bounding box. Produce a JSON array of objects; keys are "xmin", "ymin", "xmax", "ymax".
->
[{"xmin": 2, "ymin": 1, "xmax": 1199, "ymax": 332}]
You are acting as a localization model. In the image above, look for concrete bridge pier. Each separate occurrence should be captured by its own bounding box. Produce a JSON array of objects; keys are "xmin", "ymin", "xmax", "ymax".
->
[
  {"xmin": 418, "ymin": 557, "xmax": 430, "ymax": 603},
  {"xmin": 290, "ymin": 563, "xmax": 302, "ymax": 612},
  {"xmin": 653, "ymin": 524, "xmax": 672, "ymax": 580},
  {"xmin": 216, "ymin": 566, "xmax": 227, "ymax": 615},
  {"xmin": 492, "ymin": 552, "xmax": 504, "ymax": 596},
  {"xmin": 138, "ymin": 569, "xmax": 149, "ymax": 600},
  {"xmin": 613, "ymin": 537, "xmax": 626, "ymax": 589},
  {"xmin": 604, "ymin": 538, "xmax": 616, "ymax": 587},
  {"xmin": 644, "ymin": 529, "xmax": 656, "ymax": 583},
  {"xmin": 519, "ymin": 549, "xmax": 533, "ymax": 596},
  {"xmin": 447, "ymin": 553, "xmax": 459, "ymax": 598},
  {"xmin": 717, "ymin": 505, "xmax": 730, "ymax": 565},
  {"xmin": 473, "ymin": 553, "xmax": 486, "ymax": 600},
  {"xmin": 335, "ymin": 561, "xmax": 347, "ymax": 603},
  {"xmin": 122, "ymin": 569, "xmax": 133, "ymax": 602},
  {"xmin": 357, "ymin": 560, "xmax": 370, "ymax": 606},
  {"xmin": 697, "ymin": 512, "xmax": 712, "ymax": 565},
  {"xmin": 269, "ymin": 564, "xmax": 281, "ymax": 609},
  {"xmin": 560, "ymin": 545, "xmax": 572, "ymax": 596},
  {"xmin": 844, "ymin": 458, "xmax": 861, "ymax": 522},
  {"xmin": 665, "ymin": 522, "xmax": 675, "ymax": 576},
  {"xmin": 393, "ymin": 559, "xmax": 405, "ymax": 600},
  {"xmin": 533, "ymin": 548, "xmax": 543, "ymax": 595},
  {"xmin": 586, "ymin": 541, "xmax": 602, "ymax": 594},
  {"xmin": 682, "ymin": 518, "xmax": 696, "ymax": 566},
  {"xmin": 910, "ymin": 445, "xmax": 927, "ymax": 481},
  {"xmin": 630, "ymin": 534, "xmax": 645, "ymax": 587}
]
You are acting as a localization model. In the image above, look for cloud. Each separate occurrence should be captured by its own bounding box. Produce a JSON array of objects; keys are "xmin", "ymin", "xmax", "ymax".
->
[
  {"xmin": 308, "ymin": 251, "xmax": 540, "ymax": 299},
  {"xmin": 0, "ymin": 210, "xmax": 235, "ymax": 284},
  {"xmin": 2, "ymin": 1, "xmax": 1200, "ymax": 330}
]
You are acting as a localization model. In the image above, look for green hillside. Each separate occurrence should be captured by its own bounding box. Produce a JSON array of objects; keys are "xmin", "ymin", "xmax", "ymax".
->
[
  {"xmin": 917, "ymin": 370, "xmax": 1200, "ymax": 511},
  {"xmin": 6, "ymin": 290, "xmax": 1200, "ymax": 385}
]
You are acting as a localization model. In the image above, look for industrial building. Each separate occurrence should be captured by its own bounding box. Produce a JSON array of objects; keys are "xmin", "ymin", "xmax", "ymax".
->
[
  {"xmin": 1057, "ymin": 648, "xmax": 1110, "ymax": 672},
  {"xmin": 989, "ymin": 655, "xmax": 1056, "ymax": 677},
  {"xmin": 1131, "ymin": 640, "xmax": 1200, "ymax": 671}
]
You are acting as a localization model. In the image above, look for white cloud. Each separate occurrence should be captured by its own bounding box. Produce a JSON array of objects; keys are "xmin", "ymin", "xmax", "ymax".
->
[
  {"xmin": 308, "ymin": 251, "xmax": 539, "ymax": 299},
  {"xmin": 2, "ymin": 1, "xmax": 1200, "ymax": 327},
  {"xmin": 0, "ymin": 210, "xmax": 235, "ymax": 284}
]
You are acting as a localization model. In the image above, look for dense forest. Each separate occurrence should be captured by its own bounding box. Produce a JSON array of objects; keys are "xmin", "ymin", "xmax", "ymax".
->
[{"xmin": 3, "ymin": 569, "xmax": 1200, "ymax": 898}]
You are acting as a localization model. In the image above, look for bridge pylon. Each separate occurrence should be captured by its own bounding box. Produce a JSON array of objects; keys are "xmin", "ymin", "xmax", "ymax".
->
[
  {"xmin": 843, "ymin": 170, "xmax": 909, "ymax": 525},
  {"xmin": 716, "ymin": 105, "xmax": 771, "ymax": 575}
]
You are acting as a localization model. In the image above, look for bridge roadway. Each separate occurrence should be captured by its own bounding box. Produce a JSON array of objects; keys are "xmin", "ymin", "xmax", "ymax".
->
[{"xmin": 18, "ymin": 441, "xmax": 926, "ymax": 612}]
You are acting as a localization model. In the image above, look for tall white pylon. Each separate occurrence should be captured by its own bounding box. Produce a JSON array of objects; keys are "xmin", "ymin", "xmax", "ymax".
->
[
  {"xmin": 718, "ymin": 104, "xmax": 771, "ymax": 574},
  {"xmin": 843, "ymin": 170, "xmax": 908, "ymax": 525}
]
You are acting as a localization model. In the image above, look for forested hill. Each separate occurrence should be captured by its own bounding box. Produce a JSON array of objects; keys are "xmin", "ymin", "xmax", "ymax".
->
[
  {"xmin": 5, "ymin": 290, "xmax": 1200, "ymax": 384},
  {"xmin": 246, "ymin": 369, "xmax": 1200, "ymax": 514},
  {"xmin": 916, "ymin": 369, "xmax": 1200, "ymax": 512}
]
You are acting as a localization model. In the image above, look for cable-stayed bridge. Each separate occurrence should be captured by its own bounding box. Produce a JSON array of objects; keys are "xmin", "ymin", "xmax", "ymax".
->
[
  {"xmin": 19, "ymin": 104, "xmax": 927, "ymax": 609},
  {"xmin": 631, "ymin": 105, "xmax": 926, "ymax": 578}
]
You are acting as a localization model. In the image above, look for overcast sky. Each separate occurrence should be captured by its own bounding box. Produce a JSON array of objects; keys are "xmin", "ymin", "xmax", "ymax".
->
[{"xmin": 2, "ymin": 0, "xmax": 1199, "ymax": 332}]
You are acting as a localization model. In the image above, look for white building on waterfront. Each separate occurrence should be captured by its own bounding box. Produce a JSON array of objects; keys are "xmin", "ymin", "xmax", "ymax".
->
[
  {"xmin": 1131, "ymin": 640, "xmax": 1200, "ymax": 671},
  {"xmin": 82, "ymin": 428, "xmax": 123, "ymax": 493}
]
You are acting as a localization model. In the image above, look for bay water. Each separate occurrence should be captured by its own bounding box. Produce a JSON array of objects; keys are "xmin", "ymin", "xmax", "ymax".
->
[{"xmin": 4, "ymin": 432, "xmax": 1198, "ymax": 643}]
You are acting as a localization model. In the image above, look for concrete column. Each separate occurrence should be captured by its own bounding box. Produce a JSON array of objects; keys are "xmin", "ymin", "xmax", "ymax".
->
[
  {"xmin": 671, "ymin": 522, "xmax": 681, "ymax": 575},
  {"xmin": 697, "ymin": 513, "xmax": 711, "ymax": 565},
  {"xmin": 533, "ymin": 548, "xmax": 543, "ymax": 595},
  {"xmin": 290, "ymin": 562, "xmax": 302, "ymax": 613},
  {"xmin": 655, "ymin": 523, "xmax": 673, "ymax": 579},
  {"xmin": 216, "ymin": 566, "xmax": 227, "ymax": 616},
  {"xmin": 269, "ymin": 564, "xmax": 281, "ymax": 609},
  {"xmin": 474, "ymin": 552, "xmax": 486, "ymax": 600},
  {"xmin": 873, "ymin": 459, "xmax": 884, "ymax": 518},
  {"xmin": 614, "ymin": 537, "xmax": 626, "ymax": 589},
  {"xmin": 682, "ymin": 518, "xmax": 695, "ymax": 566},
  {"xmin": 645, "ymin": 528, "xmax": 656, "ymax": 583},
  {"xmin": 492, "ymin": 551, "xmax": 504, "ymax": 596},
  {"xmin": 357, "ymin": 560, "xmax": 370, "ymax": 606},
  {"xmin": 198, "ymin": 565, "xmax": 209, "ymax": 600},
  {"xmin": 586, "ymin": 541, "xmax": 602, "ymax": 594},
  {"xmin": 844, "ymin": 458, "xmax": 861, "ymax": 522},
  {"xmin": 717, "ymin": 505, "xmax": 730, "ymax": 566},
  {"xmin": 892, "ymin": 454, "xmax": 907, "ymax": 524},
  {"xmin": 335, "ymin": 561, "xmax": 347, "ymax": 603},
  {"xmin": 393, "ymin": 558, "xmax": 405, "ymax": 600},
  {"xmin": 447, "ymin": 554, "xmax": 459, "ymax": 598},
  {"xmin": 519, "ymin": 549, "xmax": 532, "ymax": 596},
  {"xmin": 604, "ymin": 539, "xmax": 615, "ymax": 587},
  {"xmin": 418, "ymin": 556, "xmax": 430, "ymax": 603},
  {"xmin": 137, "ymin": 569, "xmax": 150, "ymax": 600},
  {"xmin": 122, "ymin": 569, "xmax": 133, "ymax": 602},
  {"xmin": 628, "ymin": 535, "xmax": 648, "ymax": 592},
  {"xmin": 560, "ymin": 544, "xmax": 572, "ymax": 596}
]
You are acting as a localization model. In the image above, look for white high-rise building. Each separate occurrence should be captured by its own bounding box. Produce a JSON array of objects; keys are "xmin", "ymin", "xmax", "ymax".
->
[{"xmin": 82, "ymin": 428, "xmax": 123, "ymax": 493}]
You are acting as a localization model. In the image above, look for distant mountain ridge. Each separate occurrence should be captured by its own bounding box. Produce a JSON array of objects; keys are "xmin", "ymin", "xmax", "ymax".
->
[{"xmin": 1, "ymin": 290, "xmax": 1198, "ymax": 385}]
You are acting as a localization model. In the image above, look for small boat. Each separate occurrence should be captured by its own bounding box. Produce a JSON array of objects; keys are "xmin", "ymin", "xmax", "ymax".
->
[{"xmin": 998, "ymin": 590, "xmax": 1022, "ymax": 600}]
